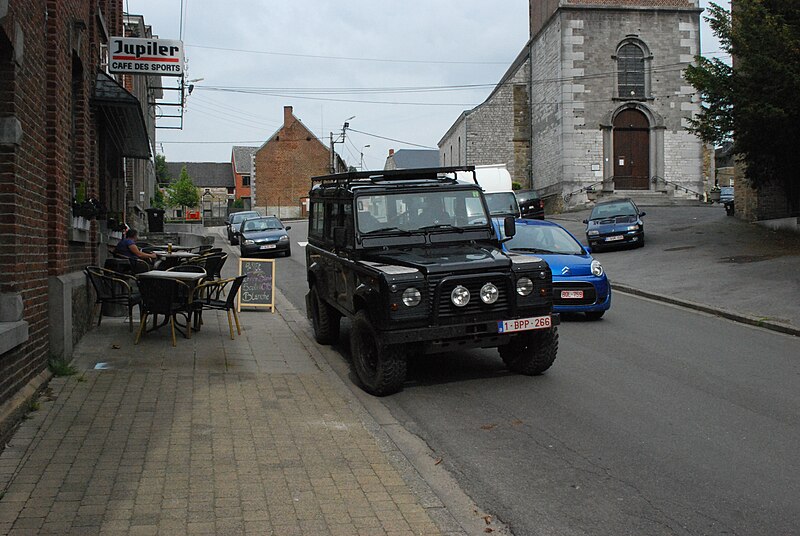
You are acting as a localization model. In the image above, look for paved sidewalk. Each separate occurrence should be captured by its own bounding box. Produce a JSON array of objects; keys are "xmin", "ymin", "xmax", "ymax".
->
[{"xmin": 0, "ymin": 281, "xmax": 447, "ymax": 534}]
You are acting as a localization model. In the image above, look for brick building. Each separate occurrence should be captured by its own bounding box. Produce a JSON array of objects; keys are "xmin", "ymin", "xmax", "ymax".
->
[
  {"xmin": 439, "ymin": 0, "xmax": 709, "ymax": 209},
  {"xmin": 0, "ymin": 1, "xmax": 153, "ymax": 437},
  {"xmin": 252, "ymin": 106, "xmax": 342, "ymax": 219}
]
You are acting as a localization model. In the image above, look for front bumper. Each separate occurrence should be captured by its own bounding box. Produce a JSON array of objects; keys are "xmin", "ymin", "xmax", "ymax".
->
[
  {"xmin": 588, "ymin": 230, "xmax": 643, "ymax": 248},
  {"xmin": 380, "ymin": 313, "xmax": 560, "ymax": 353},
  {"xmin": 240, "ymin": 241, "xmax": 290, "ymax": 256},
  {"xmin": 552, "ymin": 278, "xmax": 611, "ymax": 313}
]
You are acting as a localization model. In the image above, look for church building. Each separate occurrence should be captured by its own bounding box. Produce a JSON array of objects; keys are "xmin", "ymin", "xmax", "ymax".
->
[{"xmin": 439, "ymin": 0, "xmax": 708, "ymax": 208}]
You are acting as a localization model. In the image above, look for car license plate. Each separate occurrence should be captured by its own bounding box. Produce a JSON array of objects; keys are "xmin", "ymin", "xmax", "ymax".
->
[
  {"xmin": 498, "ymin": 315, "xmax": 552, "ymax": 333},
  {"xmin": 259, "ymin": 244, "xmax": 276, "ymax": 250},
  {"xmin": 605, "ymin": 235, "xmax": 624, "ymax": 242},
  {"xmin": 561, "ymin": 290, "xmax": 584, "ymax": 299}
]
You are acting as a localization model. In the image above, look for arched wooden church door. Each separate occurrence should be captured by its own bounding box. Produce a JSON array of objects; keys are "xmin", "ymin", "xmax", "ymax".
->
[{"xmin": 613, "ymin": 109, "xmax": 650, "ymax": 190}]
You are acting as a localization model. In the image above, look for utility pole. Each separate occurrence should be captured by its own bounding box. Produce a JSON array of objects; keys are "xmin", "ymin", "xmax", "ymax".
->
[{"xmin": 329, "ymin": 116, "xmax": 355, "ymax": 173}]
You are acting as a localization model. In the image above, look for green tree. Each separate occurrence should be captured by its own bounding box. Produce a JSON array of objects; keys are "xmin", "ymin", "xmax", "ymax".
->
[
  {"xmin": 151, "ymin": 187, "xmax": 167, "ymax": 209},
  {"xmin": 685, "ymin": 1, "xmax": 800, "ymax": 213},
  {"xmin": 155, "ymin": 153, "xmax": 170, "ymax": 183},
  {"xmin": 166, "ymin": 166, "xmax": 200, "ymax": 214}
]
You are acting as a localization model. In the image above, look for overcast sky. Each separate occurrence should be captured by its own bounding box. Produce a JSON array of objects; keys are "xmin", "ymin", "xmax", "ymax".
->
[{"xmin": 129, "ymin": 0, "xmax": 730, "ymax": 170}]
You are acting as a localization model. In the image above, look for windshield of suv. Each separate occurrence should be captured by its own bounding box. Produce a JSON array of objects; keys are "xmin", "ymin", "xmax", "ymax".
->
[
  {"xmin": 504, "ymin": 224, "xmax": 584, "ymax": 255},
  {"xmin": 356, "ymin": 190, "xmax": 489, "ymax": 233}
]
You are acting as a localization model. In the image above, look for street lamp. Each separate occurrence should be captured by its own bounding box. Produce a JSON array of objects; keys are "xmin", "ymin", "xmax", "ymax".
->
[
  {"xmin": 360, "ymin": 145, "xmax": 370, "ymax": 170},
  {"xmin": 330, "ymin": 116, "xmax": 356, "ymax": 173}
]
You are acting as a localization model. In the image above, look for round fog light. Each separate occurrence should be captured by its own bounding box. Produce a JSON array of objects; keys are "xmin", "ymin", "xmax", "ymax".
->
[
  {"xmin": 480, "ymin": 283, "xmax": 499, "ymax": 304},
  {"xmin": 451, "ymin": 285, "xmax": 470, "ymax": 307},
  {"xmin": 402, "ymin": 287, "xmax": 421, "ymax": 307}
]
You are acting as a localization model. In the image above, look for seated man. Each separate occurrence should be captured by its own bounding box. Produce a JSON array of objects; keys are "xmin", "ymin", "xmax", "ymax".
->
[{"xmin": 115, "ymin": 228, "xmax": 156, "ymax": 273}]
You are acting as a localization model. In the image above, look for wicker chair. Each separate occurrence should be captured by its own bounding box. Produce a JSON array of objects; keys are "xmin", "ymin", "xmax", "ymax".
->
[
  {"xmin": 201, "ymin": 253, "xmax": 228, "ymax": 280},
  {"xmin": 135, "ymin": 277, "xmax": 193, "ymax": 347},
  {"xmin": 84, "ymin": 266, "xmax": 142, "ymax": 332},
  {"xmin": 191, "ymin": 275, "xmax": 247, "ymax": 340}
]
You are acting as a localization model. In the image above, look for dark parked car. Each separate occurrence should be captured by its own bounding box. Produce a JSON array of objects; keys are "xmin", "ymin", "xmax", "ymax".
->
[
  {"xmin": 496, "ymin": 219, "xmax": 611, "ymax": 320},
  {"xmin": 584, "ymin": 198, "xmax": 645, "ymax": 250},
  {"xmin": 306, "ymin": 166, "xmax": 559, "ymax": 396},
  {"xmin": 516, "ymin": 190, "xmax": 545, "ymax": 219},
  {"xmin": 227, "ymin": 210, "xmax": 261, "ymax": 244},
  {"xmin": 237, "ymin": 216, "xmax": 292, "ymax": 257}
]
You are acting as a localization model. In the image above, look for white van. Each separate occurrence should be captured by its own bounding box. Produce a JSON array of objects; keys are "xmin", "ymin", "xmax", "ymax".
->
[{"xmin": 455, "ymin": 164, "xmax": 520, "ymax": 218}]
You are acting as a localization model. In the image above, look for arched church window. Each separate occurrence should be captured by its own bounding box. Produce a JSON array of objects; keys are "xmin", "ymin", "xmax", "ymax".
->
[{"xmin": 616, "ymin": 39, "xmax": 651, "ymax": 100}]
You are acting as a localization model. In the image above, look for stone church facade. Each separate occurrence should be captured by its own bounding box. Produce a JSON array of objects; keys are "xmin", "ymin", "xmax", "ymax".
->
[{"xmin": 440, "ymin": 0, "xmax": 708, "ymax": 208}]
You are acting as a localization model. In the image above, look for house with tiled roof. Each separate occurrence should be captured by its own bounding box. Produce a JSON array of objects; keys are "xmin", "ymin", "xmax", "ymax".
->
[
  {"xmin": 165, "ymin": 162, "xmax": 235, "ymax": 220},
  {"xmin": 231, "ymin": 146, "xmax": 257, "ymax": 209},
  {"xmin": 252, "ymin": 106, "xmax": 344, "ymax": 218}
]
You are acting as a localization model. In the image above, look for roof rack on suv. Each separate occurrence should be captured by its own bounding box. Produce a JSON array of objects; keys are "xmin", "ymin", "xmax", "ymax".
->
[{"xmin": 311, "ymin": 166, "xmax": 477, "ymax": 188}]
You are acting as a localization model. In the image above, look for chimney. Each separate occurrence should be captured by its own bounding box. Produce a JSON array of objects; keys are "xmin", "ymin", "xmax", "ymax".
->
[
  {"xmin": 283, "ymin": 106, "xmax": 293, "ymax": 127},
  {"xmin": 388, "ymin": 149, "xmax": 395, "ymax": 156}
]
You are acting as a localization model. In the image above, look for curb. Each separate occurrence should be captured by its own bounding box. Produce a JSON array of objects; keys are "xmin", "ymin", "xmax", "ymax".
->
[{"xmin": 612, "ymin": 284, "xmax": 800, "ymax": 337}]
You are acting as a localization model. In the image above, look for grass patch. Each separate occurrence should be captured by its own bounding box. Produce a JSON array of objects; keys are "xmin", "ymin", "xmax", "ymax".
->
[{"xmin": 48, "ymin": 358, "xmax": 78, "ymax": 377}]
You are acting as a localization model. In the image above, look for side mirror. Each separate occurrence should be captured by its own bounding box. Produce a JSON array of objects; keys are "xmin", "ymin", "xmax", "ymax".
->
[
  {"xmin": 584, "ymin": 245, "xmax": 592, "ymax": 254},
  {"xmin": 285, "ymin": 225, "xmax": 292, "ymax": 231},
  {"xmin": 503, "ymin": 216, "xmax": 516, "ymax": 238},
  {"xmin": 640, "ymin": 211, "xmax": 646, "ymax": 217},
  {"xmin": 333, "ymin": 226, "xmax": 347, "ymax": 248},
  {"xmin": 582, "ymin": 219, "xmax": 589, "ymax": 224}
]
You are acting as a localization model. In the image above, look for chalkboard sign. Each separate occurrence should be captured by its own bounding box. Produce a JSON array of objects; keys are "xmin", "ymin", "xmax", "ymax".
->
[{"xmin": 238, "ymin": 258, "xmax": 276, "ymax": 312}]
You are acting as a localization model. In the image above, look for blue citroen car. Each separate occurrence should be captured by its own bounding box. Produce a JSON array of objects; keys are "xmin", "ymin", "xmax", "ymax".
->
[
  {"xmin": 583, "ymin": 198, "xmax": 645, "ymax": 251},
  {"xmin": 496, "ymin": 219, "xmax": 611, "ymax": 320}
]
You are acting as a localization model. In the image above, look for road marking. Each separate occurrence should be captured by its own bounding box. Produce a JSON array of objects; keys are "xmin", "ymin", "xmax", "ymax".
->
[{"xmin": 298, "ymin": 241, "xmax": 308, "ymax": 247}]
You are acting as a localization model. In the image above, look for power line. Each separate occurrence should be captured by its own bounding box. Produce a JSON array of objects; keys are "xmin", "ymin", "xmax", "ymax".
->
[
  {"xmin": 346, "ymin": 128, "xmax": 437, "ymax": 150},
  {"xmin": 186, "ymin": 43, "xmax": 509, "ymax": 66}
]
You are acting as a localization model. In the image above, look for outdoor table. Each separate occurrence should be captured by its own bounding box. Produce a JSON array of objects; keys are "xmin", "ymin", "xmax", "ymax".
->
[
  {"xmin": 137, "ymin": 270, "xmax": 207, "ymax": 338},
  {"xmin": 152, "ymin": 250, "xmax": 200, "ymax": 270}
]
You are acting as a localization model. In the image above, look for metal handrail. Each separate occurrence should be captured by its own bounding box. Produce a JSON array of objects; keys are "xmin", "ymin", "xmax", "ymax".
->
[
  {"xmin": 652, "ymin": 176, "xmax": 705, "ymax": 199},
  {"xmin": 563, "ymin": 180, "xmax": 604, "ymax": 203}
]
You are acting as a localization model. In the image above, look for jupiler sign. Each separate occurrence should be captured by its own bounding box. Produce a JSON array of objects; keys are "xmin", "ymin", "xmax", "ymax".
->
[{"xmin": 109, "ymin": 37, "xmax": 184, "ymax": 76}]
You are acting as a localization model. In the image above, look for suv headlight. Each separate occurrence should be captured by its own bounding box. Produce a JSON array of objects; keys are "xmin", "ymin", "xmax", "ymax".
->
[
  {"xmin": 516, "ymin": 277, "xmax": 533, "ymax": 296},
  {"xmin": 402, "ymin": 287, "xmax": 421, "ymax": 307},
  {"xmin": 588, "ymin": 230, "xmax": 600, "ymax": 236},
  {"xmin": 626, "ymin": 224, "xmax": 640, "ymax": 231},
  {"xmin": 451, "ymin": 285, "xmax": 470, "ymax": 307},
  {"xmin": 480, "ymin": 283, "xmax": 499, "ymax": 304},
  {"xmin": 244, "ymin": 239, "xmax": 255, "ymax": 245},
  {"xmin": 591, "ymin": 260, "xmax": 604, "ymax": 277}
]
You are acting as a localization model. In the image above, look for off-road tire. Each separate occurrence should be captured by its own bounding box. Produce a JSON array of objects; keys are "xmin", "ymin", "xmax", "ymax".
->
[
  {"xmin": 585, "ymin": 311, "xmax": 605, "ymax": 321},
  {"xmin": 499, "ymin": 327, "xmax": 559, "ymax": 375},
  {"xmin": 350, "ymin": 311, "xmax": 407, "ymax": 396},
  {"xmin": 309, "ymin": 286, "xmax": 340, "ymax": 344}
]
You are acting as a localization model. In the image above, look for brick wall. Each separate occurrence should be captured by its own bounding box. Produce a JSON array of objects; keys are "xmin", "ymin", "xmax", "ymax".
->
[
  {"xmin": 252, "ymin": 107, "xmax": 332, "ymax": 219},
  {"xmin": 0, "ymin": 0, "xmax": 122, "ymax": 411}
]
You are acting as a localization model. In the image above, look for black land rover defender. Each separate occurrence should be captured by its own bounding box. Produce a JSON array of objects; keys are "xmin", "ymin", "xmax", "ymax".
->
[{"xmin": 305, "ymin": 166, "xmax": 559, "ymax": 396}]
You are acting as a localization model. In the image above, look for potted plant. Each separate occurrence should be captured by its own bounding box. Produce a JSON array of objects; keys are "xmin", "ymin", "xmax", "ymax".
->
[{"xmin": 708, "ymin": 186, "xmax": 721, "ymax": 203}]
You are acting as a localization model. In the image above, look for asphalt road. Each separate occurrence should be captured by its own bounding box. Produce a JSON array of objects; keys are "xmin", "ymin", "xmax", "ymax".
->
[{"xmin": 270, "ymin": 219, "xmax": 800, "ymax": 535}]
